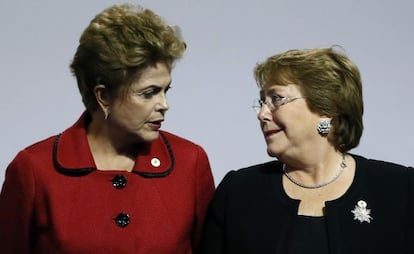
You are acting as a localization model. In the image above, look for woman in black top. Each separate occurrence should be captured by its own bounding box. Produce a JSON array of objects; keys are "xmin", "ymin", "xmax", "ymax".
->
[{"xmin": 200, "ymin": 47, "xmax": 414, "ymax": 254}]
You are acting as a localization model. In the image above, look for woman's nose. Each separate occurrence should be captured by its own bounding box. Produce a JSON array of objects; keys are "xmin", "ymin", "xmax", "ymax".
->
[
  {"xmin": 157, "ymin": 93, "xmax": 170, "ymax": 112},
  {"xmin": 257, "ymin": 104, "xmax": 272, "ymax": 122}
]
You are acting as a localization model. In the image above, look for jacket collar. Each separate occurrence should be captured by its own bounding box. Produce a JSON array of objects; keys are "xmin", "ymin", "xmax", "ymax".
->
[{"xmin": 53, "ymin": 112, "xmax": 174, "ymax": 178}]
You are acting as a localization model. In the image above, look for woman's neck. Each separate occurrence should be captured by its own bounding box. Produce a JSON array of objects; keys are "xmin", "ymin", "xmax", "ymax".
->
[{"xmin": 86, "ymin": 116, "xmax": 137, "ymax": 171}]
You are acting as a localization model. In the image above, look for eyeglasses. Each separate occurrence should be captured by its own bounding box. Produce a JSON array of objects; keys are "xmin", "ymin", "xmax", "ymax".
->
[{"xmin": 252, "ymin": 95, "xmax": 305, "ymax": 113}]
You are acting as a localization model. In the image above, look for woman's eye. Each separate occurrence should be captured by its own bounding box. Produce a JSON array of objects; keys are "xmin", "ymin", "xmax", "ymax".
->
[
  {"xmin": 139, "ymin": 87, "xmax": 161, "ymax": 99},
  {"xmin": 270, "ymin": 95, "xmax": 285, "ymax": 103},
  {"xmin": 135, "ymin": 85, "xmax": 171, "ymax": 99},
  {"xmin": 142, "ymin": 90, "xmax": 156, "ymax": 99}
]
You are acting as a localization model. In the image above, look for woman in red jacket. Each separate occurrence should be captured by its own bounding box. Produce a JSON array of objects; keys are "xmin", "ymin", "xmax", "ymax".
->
[{"xmin": 0, "ymin": 4, "xmax": 215, "ymax": 253}]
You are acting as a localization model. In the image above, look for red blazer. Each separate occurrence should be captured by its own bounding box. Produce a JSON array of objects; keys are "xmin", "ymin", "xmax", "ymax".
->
[{"xmin": 0, "ymin": 113, "xmax": 215, "ymax": 254}]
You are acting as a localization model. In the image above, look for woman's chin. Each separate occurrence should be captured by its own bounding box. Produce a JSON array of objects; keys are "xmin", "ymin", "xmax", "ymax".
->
[{"xmin": 266, "ymin": 147, "xmax": 279, "ymax": 158}]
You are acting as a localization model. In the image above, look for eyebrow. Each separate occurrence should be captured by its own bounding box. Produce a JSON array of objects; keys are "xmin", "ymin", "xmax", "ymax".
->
[
  {"xmin": 136, "ymin": 81, "xmax": 172, "ymax": 91},
  {"xmin": 266, "ymin": 86, "xmax": 281, "ymax": 93},
  {"xmin": 260, "ymin": 87, "xmax": 280, "ymax": 97}
]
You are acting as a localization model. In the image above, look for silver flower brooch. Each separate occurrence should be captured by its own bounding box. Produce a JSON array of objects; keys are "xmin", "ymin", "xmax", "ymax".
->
[{"xmin": 351, "ymin": 200, "xmax": 373, "ymax": 223}]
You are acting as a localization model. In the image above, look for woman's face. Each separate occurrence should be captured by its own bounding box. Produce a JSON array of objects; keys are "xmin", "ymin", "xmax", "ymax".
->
[
  {"xmin": 257, "ymin": 83, "xmax": 327, "ymax": 159},
  {"xmin": 107, "ymin": 62, "xmax": 172, "ymax": 144}
]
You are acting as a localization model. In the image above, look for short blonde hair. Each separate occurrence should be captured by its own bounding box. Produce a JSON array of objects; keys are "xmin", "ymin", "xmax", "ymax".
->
[
  {"xmin": 254, "ymin": 47, "xmax": 364, "ymax": 152},
  {"xmin": 70, "ymin": 4, "xmax": 186, "ymax": 111}
]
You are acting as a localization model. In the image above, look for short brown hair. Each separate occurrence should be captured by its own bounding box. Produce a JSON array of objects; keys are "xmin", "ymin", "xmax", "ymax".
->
[
  {"xmin": 254, "ymin": 47, "xmax": 363, "ymax": 152},
  {"xmin": 70, "ymin": 4, "xmax": 186, "ymax": 112}
]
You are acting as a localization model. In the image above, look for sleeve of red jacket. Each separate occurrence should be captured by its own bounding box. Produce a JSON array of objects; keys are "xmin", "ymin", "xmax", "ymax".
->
[
  {"xmin": 192, "ymin": 145, "xmax": 215, "ymax": 253},
  {"xmin": 0, "ymin": 150, "xmax": 36, "ymax": 254}
]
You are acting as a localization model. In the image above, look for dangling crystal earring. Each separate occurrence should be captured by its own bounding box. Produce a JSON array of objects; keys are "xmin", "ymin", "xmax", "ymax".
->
[{"xmin": 317, "ymin": 119, "xmax": 331, "ymax": 135}]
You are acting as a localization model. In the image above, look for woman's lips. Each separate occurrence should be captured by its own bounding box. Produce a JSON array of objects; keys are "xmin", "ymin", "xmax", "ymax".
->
[
  {"xmin": 148, "ymin": 122, "xmax": 162, "ymax": 130},
  {"xmin": 264, "ymin": 129, "xmax": 281, "ymax": 138}
]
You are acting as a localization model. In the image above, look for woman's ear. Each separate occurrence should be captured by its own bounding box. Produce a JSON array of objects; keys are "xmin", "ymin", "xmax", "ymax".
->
[{"xmin": 94, "ymin": 85, "xmax": 111, "ymax": 119}]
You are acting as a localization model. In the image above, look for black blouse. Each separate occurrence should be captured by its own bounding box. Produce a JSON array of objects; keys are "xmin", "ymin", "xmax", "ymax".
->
[{"xmin": 287, "ymin": 215, "xmax": 329, "ymax": 254}]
